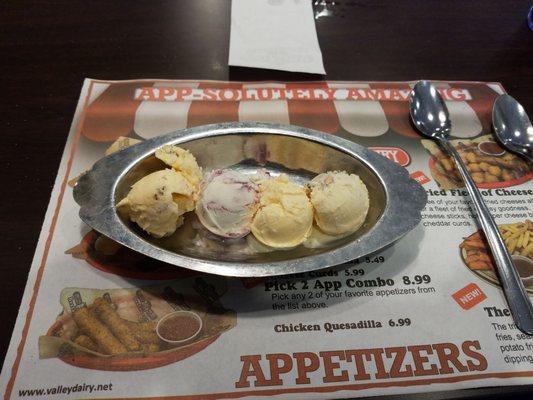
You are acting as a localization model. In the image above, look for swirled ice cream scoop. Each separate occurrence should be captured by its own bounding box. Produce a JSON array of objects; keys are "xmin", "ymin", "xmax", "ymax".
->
[
  {"xmin": 116, "ymin": 169, "xmax": 195, "ymax": 238},
  {"xmin": 308, "ymin": 171, "xmax": 369, "ymax": 235},
  {"xmin": 195, "ymin": 169, "xmax": 259, "ymax": 238}
]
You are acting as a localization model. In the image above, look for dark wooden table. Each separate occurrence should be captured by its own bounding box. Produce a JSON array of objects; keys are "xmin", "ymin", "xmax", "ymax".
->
[{"xmin": 1, "ymin": 1, "xmax": 532, "ymax": 398}]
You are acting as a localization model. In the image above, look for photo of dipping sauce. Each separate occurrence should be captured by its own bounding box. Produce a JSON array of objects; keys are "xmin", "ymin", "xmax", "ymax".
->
[
  {"xmin": 513, "ymin": 255, "xmax": 533, "ymax": 286},
  {"xmin": 478, "ymin": 141, "xmax": 506, "ymax": 156},
  {"xmin": 156, "ymin": 311, "xmax": 203, "ymax": 344}
]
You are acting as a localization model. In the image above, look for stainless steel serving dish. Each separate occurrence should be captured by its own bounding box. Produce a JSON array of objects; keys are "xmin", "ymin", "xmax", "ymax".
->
[{"xmin": 73, "ymin": 122, "xmax": 427, "ymax": 277}]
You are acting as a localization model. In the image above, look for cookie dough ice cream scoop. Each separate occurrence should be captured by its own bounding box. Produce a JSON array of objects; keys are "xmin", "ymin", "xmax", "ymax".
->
[
  {"xmin": 116, "ymin": 169, "xmax": 195, "ymax": 238},
  {"xmin": 155, "ymin": 145, "xmax": 203, "ymax": 190}
]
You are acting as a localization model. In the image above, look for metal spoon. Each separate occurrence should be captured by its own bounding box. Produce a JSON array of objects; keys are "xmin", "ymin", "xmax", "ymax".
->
[
  {"xmin": 492, "ymin": 94, "xmax": 533, "ymax": 162},
  {"xmin": 410, "ymin": 80, "xmax": 533, "ymax": 334}
]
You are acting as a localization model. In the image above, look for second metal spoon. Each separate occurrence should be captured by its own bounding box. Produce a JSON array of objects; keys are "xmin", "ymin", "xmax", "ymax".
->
[
  {"xmin": 493, "ymin": 94, "xmax": 533, "ymax": 162},
  {"xmin": 410, "ymin": 80, "xmax": 533, "ymax": 334}
]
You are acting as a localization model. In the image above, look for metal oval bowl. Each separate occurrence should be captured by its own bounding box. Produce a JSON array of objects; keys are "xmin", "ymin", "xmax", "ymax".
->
[{"xmin": 73, "ymin": 122, "xmax": 426, "ymax": 277}]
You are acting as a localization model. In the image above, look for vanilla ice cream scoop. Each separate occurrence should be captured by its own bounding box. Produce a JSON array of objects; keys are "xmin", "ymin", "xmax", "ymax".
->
[
  {"xmin": 308, "ymin": 171, "xmax": 369, "ymax": 235},
  {"xmin": 196, "ymin": 169, "xmax": 259, "ymax": 238},
  {"xmin": 155, "ymin": 145, "xmax": 203, "ymax": 189},
  {"xmin": 251, "ymin": 174, "xmax": 313, "ymax": 248},
  {"xmin": 117, "ymin": 169, "xmax": 195, "ymax": 238}
]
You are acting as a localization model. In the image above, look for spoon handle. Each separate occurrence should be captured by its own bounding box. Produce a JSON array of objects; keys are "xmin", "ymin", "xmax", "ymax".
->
[{"xmin": 439, "ymin": 139, "xmax": 533, "ymax": 334}]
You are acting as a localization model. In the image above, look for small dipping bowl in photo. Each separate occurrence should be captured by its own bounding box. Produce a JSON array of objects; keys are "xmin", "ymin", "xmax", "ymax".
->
[
  {"xmin": 156, "ymin": 310, "xmax": 203, "ymax": 345},
  {"xmin": 513, "ymin": 255, "xmax": 533, "ymax": 288},
  {"xmin": 477, "ymin": 141, "xmax": 506, "ymax": 157}
]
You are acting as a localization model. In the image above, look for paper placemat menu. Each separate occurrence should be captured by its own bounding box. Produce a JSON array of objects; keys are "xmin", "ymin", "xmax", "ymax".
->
[{"xmin": 1, "ymin": 79, "xmax": 532, "ymax": 400}]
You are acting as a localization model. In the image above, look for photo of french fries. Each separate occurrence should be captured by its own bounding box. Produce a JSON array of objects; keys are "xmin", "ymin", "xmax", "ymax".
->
[
  {"xmin": 460, "ymin": 220, "xmax": 533, "ymax": 292},
  {"xmin": 39, "ymin": 279, "xmax": 236, "ymax": 370},
  {"xmin": 422, "ymin": 135, "xmax": 531, "ymax": 189}
]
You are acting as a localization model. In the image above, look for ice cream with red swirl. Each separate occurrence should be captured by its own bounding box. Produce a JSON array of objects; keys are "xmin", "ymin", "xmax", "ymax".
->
[{"xmin": 195, "ymin": 169, "xmax": 259, "ymax": 238}]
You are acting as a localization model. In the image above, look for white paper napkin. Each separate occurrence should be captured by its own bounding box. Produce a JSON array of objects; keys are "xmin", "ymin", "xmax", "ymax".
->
[{"xmin": 229, "ymin": 0, "xmax": 326, "ymax": 75}]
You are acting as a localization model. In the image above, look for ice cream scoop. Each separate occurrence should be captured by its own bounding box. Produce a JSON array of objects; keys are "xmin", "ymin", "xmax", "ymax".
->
[
  {"xmin": 303, "ymin": 226, "xmax": 352, "ymax": 249},
  {"xmin": 105, "ymin": 136, "xmax": 142, "ymax": 156},
  {"xmin": 155, "ymin": 145, "xmax": 203, "ymax": 189},
  {"xmin": 69, "ymin": 137, "xmax": 143, "ymax": 188},
  {"xmin": 195, "ymin": 169, "xmax": 259, "ymax": 238},
  {"xmin": 117, "ymin": 169, "xmax": 195, "ymax": 238},
  {"xmin": 308, "ymin": 171, "xmax": 369, "ymax": 235},
  {"xmin": 251, "ymin": 174, "xmax": 313, "ymax": 248}
]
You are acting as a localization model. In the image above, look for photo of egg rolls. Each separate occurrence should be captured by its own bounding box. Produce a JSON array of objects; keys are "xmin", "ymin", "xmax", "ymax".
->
[
  {"xmin": 92, "ymin": 297, "xmax": 142, "ymax": 352},
  {"xmin": 40, "ymin": 281, "xmax": 237, "ymax": 370},
  {"xmin": 124, "ymin": 320, "xmax": 160, "ymax": 346},
  {"xmin": 73, "ymin": 334, "xmax": 99, "ymax": 353},
  {"xmin": 72, "ymin": 307, "xmax": 127, "ymax": 355},
  {"xmin": 70, "ymin": 298, "xmax": 163, "ymax": 355}
]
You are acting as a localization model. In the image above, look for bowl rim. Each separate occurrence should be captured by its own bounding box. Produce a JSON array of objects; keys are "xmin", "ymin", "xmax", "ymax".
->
[
  {"xmin": 74, "ymin": 122, "xmax": 427, "ymax": 277},
  {"xmin": 156, "ymin": 310, "xmax": 203, "ymax": 345}
]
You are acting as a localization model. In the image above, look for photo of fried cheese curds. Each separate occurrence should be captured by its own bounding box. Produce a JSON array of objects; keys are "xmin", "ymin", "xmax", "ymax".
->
[{"xmin": 421, "ymin": 135, "xmax": 531, "ymax": 190}]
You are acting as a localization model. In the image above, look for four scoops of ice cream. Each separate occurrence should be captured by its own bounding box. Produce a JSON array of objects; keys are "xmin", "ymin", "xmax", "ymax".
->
[{"xmin": 117, "ymin": 145, "xmax": 370, "ymax": 249}]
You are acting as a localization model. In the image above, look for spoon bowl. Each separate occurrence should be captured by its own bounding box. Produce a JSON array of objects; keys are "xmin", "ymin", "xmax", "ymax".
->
[
  {"xmin": 410, "ymin": 81, "xmax": 451, "ymax": 140},
  {"xmin": 492, "ymin": 94, "xmax": 533, "ymax": 162}
]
